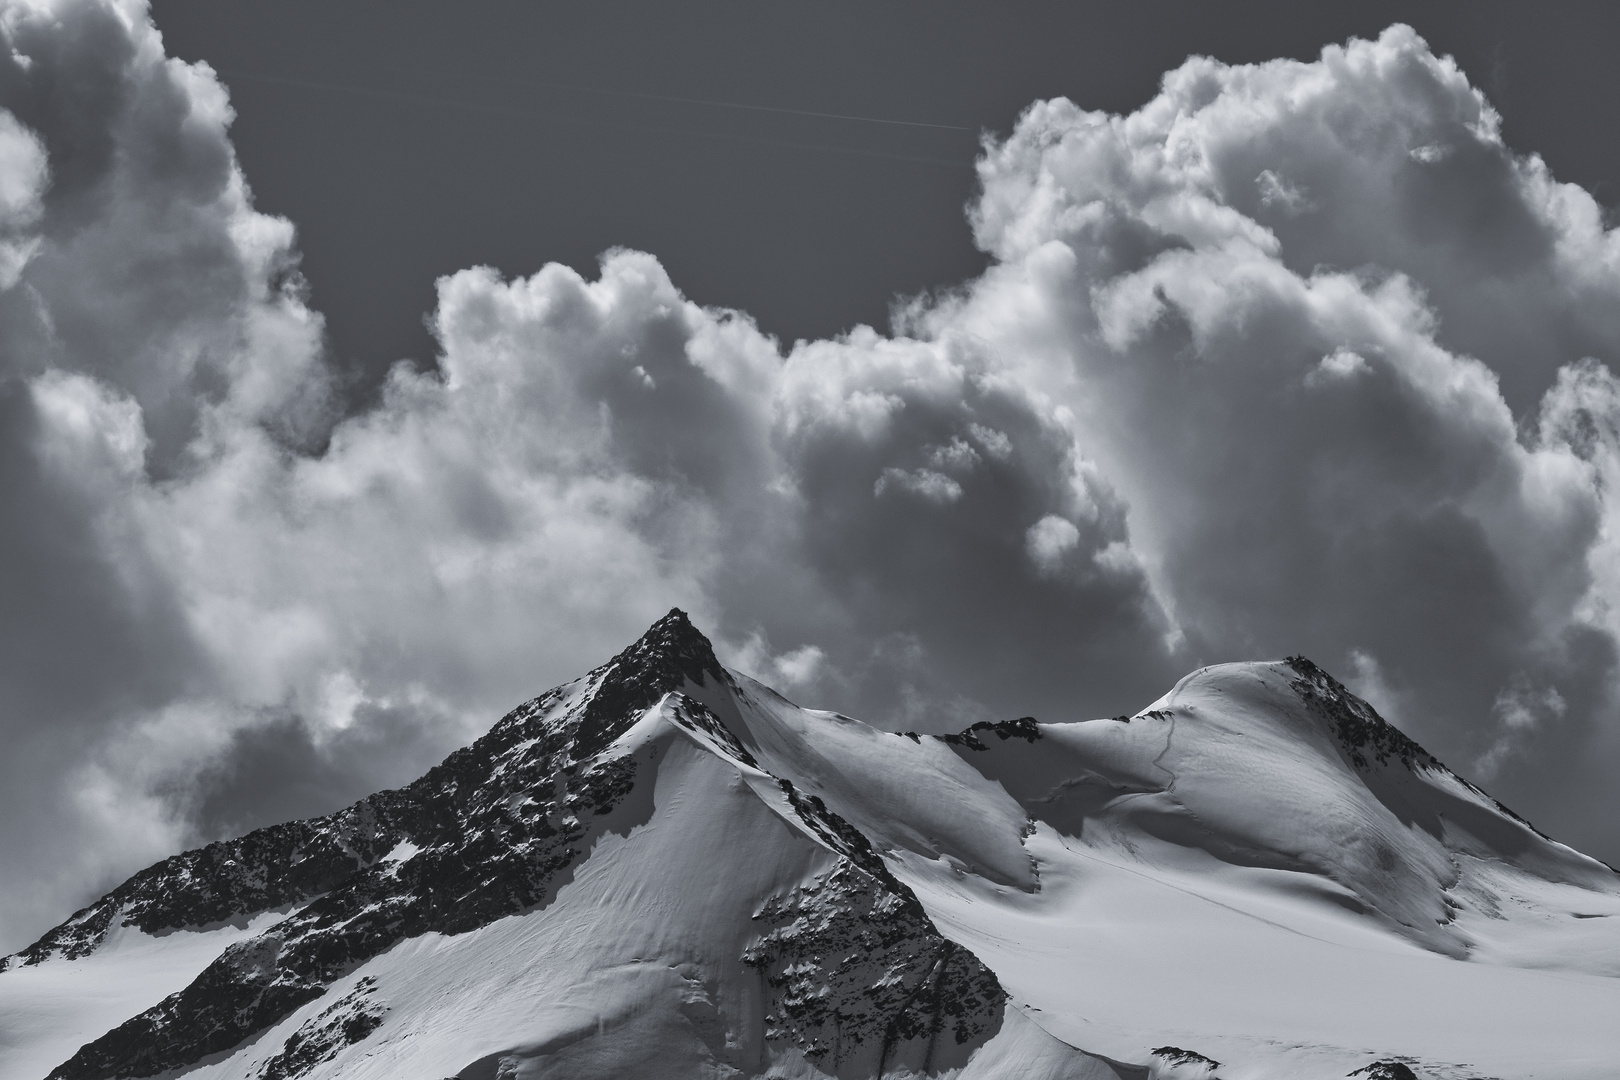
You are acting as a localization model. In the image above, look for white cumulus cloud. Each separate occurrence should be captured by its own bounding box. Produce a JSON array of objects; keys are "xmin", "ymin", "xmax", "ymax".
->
[
  {"xmin": 1026, "ymin": 515, "xmax": 1081, "ymax": 576},
  {"xmin": 5, "ymin": 8, "xmax": 1620, "ymax": 952}
]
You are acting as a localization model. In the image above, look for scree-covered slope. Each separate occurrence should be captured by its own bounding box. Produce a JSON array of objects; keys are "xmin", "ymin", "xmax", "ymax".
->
[{"xmin": 3, "ymin": 612, "xmax": 1618, "ymax": 1080}]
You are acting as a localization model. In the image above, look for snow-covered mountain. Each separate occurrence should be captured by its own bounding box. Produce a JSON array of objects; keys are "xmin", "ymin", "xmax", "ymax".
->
[{"xmin": 3, "ymin": 611, "xmax": 1618, "ymax": 1080}]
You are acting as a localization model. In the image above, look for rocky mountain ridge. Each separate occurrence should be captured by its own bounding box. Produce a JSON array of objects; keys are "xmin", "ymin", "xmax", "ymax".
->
[
  {"xmin": 4, "ymin": 611, "xmax": 1619, "ymax": 1080},
  {"xmin": 15, "ymin": 613, "xmax": 1026, "ymax": 1080}
]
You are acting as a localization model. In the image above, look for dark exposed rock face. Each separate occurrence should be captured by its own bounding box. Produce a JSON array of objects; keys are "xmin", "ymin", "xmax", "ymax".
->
[
  {"xmin": 774, "ymin": 779, "xmax": 926, "ymax": 919},
  {"xmin": 1152, "ymin": 1045, "xmax": 1220, "ymax": 1071},
  {"xmin": 1284, "ymin": 655, "xmax": 1553, "ymax": 839},
  {"xmin": 745, "ymin": 859, "xmax": 1004, "ymax": 1074},
  {"xmin": 14, "ymin": 609, "xmax": 728, "ymax": 978},
  {"xmin": 1284, "ymin": 656, "xmax": 1439, "ymax": 771},
  {"xmin": 259, "ymin": 976, "xmax": 385, "ymax": 1080},
  {"xmin": 937, "ymin": 717, "xmax": 1041, "ymax": 751},
  {"xmin": 1348, "ymin": 1062, "xmax": 1419, "ymax": 1080},
  {"xmin": 572, "ymin": 607, "xmax": 730, "ymax": 760},
  {"xmin": 743, "ymin": 776, "xmax": 1007, "ymax": 1073},
  {"xmin": 3, "ymin": 792, "xmax": 421, "ymax": 971},
  {"xmin": 40, "ymin": 610, "xmax": 727, "ymax": 1080},
  {"xmin": 668, "ymin": 694, "xmax": 760, "ymax": 769}
]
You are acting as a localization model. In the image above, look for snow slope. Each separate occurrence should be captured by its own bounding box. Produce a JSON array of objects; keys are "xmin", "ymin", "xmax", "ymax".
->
[
  {"xmin": 3, "ymin": 612, "xmax": 1617, "ymax": 1080},
  {"xmin": 0, "ymin": 912, "xmax": 290, "ymax": 1080}
]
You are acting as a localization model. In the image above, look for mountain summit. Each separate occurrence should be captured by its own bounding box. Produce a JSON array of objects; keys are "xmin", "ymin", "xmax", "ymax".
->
[{"xmin": 3, "ymin": 618, "xmax": 1619, "ymax": 1080}]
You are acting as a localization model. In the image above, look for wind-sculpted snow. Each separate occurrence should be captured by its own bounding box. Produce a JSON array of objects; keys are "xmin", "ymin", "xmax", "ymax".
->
[
  {"xmin": 666, "ymin": 695, "xmax": 761, "ymax": 770},
  {"xmin": 7, "ymin": 615, "xmax": 1620, "ymax": 1079}
]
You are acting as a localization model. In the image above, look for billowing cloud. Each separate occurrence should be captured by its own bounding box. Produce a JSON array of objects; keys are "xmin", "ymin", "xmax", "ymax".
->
[
  {"xmin": 0, "ymin": 107, "xmax": 46, "ymax": 287},
  {"xmin": 933, "ymin": 23, "xmax": 1620, "ymax": 855},
  {"xmin": 3, "ymin": 7, "xmax": 1620, "ymax": 948}
]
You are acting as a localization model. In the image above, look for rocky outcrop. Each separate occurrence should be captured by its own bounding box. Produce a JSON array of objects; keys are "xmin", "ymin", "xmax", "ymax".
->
[
  {"xmin": 1284, "ymin": 656, "xmax": 1439, "ymax": 771},
  {"xmin": 259, "ymin": 977, "xmax": 386, "ymax": 1080},
  {"xmin": 1347, "ymin": 1062, "xmax": 1419, "ymax": 1080},
  {"xmin": 745, "ymin": 859, "xmax": 1004, "ymax": 1075},
  {"xmin": 936, "ymin": 716, "xmax": 1042, "ymax": 751},
  {"xmin": 41, "ymin": 610, "xmax": 726, "ymax": 1080}
]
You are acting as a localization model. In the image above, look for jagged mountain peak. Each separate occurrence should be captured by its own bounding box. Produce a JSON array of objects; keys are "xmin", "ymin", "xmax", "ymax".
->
[
  {"xmin": 19, "ymin": 613, "xmax": 1032, "ymax": 1080},
  {"xmin": 569, "ymin": 608, "xmax": 728, "ymax": 760},
  {"xmin": 8, "ymin": 612, "xmax": 729, "ymax": 977},
  {"xmin": 619, "ymin": 607, "xmax": 723, "ymax": 679},
  {"xmin": 6, "ymin": 636, "xmax": 1620, "ymax": 1080}
]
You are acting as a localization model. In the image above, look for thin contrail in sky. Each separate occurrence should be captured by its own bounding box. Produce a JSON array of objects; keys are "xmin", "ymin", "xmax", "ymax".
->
[
  {"xmin": 483, "ymin": 77, "xmax": 976, "ymax": 133},
  {"xmin": 215, "ymin": 68, "xmax": 977, "ymax": 170}
]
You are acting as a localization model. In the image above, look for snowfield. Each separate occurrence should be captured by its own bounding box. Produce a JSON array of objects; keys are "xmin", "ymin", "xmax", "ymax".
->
[
  {"xmin": 3, "ymin": 612, "xmax": 1617, "ymax": 1079},
  {"xmin": 0, "ymin": 911, "xmax": 289, "ymax": 1080}
]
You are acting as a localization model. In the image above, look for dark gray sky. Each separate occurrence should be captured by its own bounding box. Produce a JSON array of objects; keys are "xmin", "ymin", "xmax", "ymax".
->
[
  {"xmin": 4, "ymin": 0, "xmax": 1620, "ymax": 952},
  {"xmin": 151, "ymin": 2, "xmax": 1620, "ymax": 392}
]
